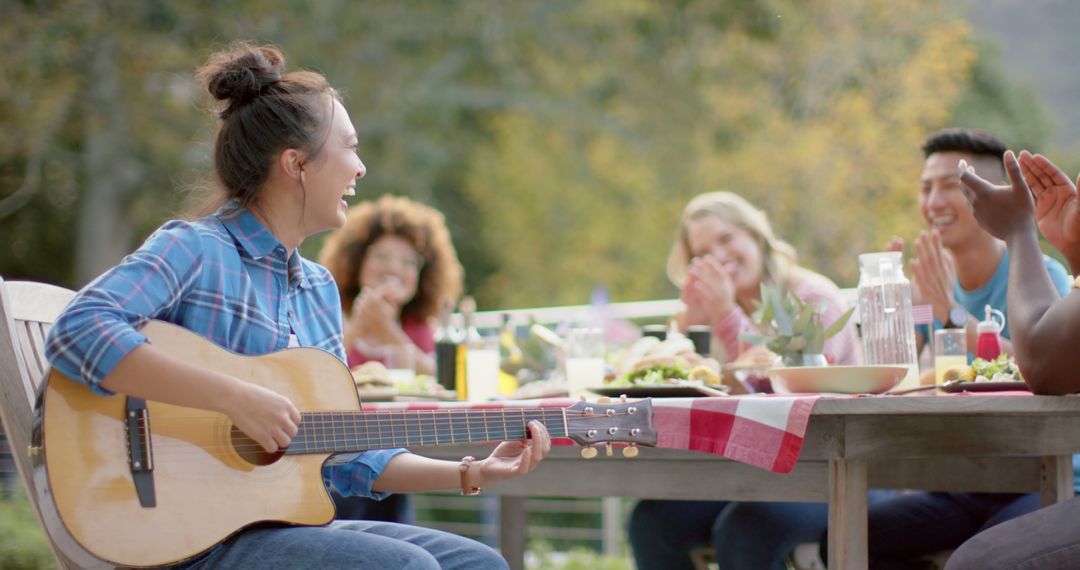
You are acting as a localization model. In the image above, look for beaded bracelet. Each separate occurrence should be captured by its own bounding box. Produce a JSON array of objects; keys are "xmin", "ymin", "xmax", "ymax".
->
[{"xmin": 459, "ymin": 456, "xmax": 482, "ymax": 496}]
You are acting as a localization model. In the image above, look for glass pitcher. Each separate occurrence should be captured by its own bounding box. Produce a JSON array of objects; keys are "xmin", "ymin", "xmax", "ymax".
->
[{"xmin": 857, "ymin": 252, "xmax": 920, "ymax": 390}]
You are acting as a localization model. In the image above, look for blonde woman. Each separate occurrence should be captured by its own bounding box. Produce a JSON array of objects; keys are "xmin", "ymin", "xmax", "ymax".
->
[
  {"xmin": 629, "ymin": 191, "xmax": 860, "ymax": 570},
  {"xmin": 666, "ymin": 191, "xmax": 859, "ymax": 366}
]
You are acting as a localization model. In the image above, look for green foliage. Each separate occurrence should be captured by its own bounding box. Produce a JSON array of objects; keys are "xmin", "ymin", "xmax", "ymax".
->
[
  {"xmin": 739, "ymin": 284, "xmax": 854, "ymax": 357},
  {"xmin": 528, "ymin": 540, "xmax": 632, "ymax": 570},
  {"xmin": 0, "ymin": 0, "xmax": 1056, "ymax": 311},
  {"xmin": 0, "ymin": 489, "xmax": 56, "ymax": 569}
]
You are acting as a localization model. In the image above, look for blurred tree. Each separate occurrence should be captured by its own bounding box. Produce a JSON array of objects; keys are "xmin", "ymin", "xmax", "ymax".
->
[
  {"xmin": 0, "ymin": 0, "xmax": 1052, "ymax": 311},
  {"xmin": 461, "ymin": 0, "xmax": 982, "ymax": 302}
]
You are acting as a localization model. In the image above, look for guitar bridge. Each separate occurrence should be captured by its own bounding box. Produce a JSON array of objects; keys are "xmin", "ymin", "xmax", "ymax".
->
[{"xmin": 125, "ymin": 397, "xmax": 156, "ymax": 508}]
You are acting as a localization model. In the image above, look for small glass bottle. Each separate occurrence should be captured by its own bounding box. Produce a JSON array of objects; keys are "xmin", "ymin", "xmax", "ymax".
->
[
  {"xmin": 456, "ymin": 296, "xmax": 478, "ymax": 400},
  {"xmin": 976, "ymin": 305, "xmax": 1005, "ymax": 361},
  {"xmin": 497, "ymin": 313, "xmax": 522, "ymax": 395},
  {"xmin": 433, "ymin": 298, "xmax": 459, "ymax": 392}
]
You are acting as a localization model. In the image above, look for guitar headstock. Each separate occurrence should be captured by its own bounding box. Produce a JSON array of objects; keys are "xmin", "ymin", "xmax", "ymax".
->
[{"xmin": 563, "ymin": 396, "xmax": 657, "ymax": 458}]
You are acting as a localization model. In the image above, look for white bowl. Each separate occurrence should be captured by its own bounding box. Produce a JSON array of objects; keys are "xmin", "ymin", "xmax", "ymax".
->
[{"xmin": 767, "ymin": 365, "xmax": 908, "ymax": 394}]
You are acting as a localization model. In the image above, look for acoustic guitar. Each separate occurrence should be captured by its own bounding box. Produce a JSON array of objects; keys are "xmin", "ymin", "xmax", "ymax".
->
[{"xmin": 39, "ymin": 320, "xmax": 656, "ymax": 567}]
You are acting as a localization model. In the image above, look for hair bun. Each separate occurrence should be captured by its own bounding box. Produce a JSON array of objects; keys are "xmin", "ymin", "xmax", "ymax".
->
[{"xmin": 198, "ymin": 42, "xmax": 286, "ymax": 111}]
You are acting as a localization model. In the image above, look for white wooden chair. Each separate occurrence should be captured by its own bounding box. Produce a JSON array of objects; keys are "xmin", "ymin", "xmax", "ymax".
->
[{"xmin": 0, "ymin": 277, "xmax": 112, "ymax": 568}]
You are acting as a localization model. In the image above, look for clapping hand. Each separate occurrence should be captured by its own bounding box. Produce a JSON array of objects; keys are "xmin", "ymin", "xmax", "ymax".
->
[
  {"xmin": 959, "ymin": 151, "xmax": 1038, "ymax": 241},
  {"xmin": 681, "ymin": 254, "xmax": 736, "ymax": 327},
  {"xmin": 909, "ymin": 230, "xmax": 957, "ymax": 323},
  {"xmin": 885, "ymin": 236, "xmax": 925, "ymax": 307},
  {"xmin": 346, "ymin": 280, "xmax": 405, "ymax": 345},
  {"xmin": 1018, "ymin": 151, "xmax": 1080, "ymax": 264}
]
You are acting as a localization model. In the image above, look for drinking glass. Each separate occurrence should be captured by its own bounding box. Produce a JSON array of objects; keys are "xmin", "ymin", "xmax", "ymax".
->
[
  {"xmin": 565, "ymin": 328, "xmax": 605, "ymax": 398},
  {"xmin": 933, "ymin": 329, "xmax": 967, "ymax": 385},
  {"xmin": 465, "ymin": 335, "xmax": 501, "ymax": 402}
]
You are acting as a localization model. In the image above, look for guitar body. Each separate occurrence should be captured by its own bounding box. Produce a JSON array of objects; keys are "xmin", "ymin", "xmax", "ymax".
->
[{"xmin": 43, "ymin": 321, "xmax": 359, "ymax": 567}]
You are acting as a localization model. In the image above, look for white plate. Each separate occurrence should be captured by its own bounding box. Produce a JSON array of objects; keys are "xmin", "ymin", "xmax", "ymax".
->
[
  {"xmin": 589, "ymin": 384, "xmax": 729, "ymax": 398},
  {"xmin": 768, "ymin": 365, "xmax": 908, "ymax": 394}
]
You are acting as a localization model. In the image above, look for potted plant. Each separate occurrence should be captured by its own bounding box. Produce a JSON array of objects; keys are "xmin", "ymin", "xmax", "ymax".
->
[{"xmin": 738, "ymin": 284, "xmax": 855, "ymax": 367}]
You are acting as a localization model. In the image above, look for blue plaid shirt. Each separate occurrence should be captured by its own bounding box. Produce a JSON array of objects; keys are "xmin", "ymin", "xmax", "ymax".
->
[{"xmin": 45, "ymin": 202, "xmax": 405, "ymax": 499}]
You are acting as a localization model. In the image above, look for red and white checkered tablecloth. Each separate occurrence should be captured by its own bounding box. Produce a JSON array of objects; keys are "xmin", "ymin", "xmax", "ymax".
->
[{"xmin": 363, "ymin": 394, "xmax": 821, "ymax": 474}]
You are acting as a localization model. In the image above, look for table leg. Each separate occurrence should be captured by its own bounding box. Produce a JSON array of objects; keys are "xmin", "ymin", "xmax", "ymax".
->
[
  {"xmin": 499, "ymin": 496, "xmax": 527, "ymax": 570},
  {"xmin": 1040, "ymin": 454, "xmax": 1076, "ymax": 507},
  {"xmin": 828, "ymin": 458, "xmax": 868, "ymax": 569}
]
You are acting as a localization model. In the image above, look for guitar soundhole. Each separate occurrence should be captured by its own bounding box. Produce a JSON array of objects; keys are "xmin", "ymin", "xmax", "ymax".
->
[{"xmin": 230, "ymin": 426, "xmax": 285, "ymax": 466}]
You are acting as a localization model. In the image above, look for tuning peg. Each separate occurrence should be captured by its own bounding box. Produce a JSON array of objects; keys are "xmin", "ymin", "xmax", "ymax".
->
[
  {"xmin": 620, "ymin": 394, "xmax": 628, "ymax": 403},
  {"xmin": 605, "ymin": 443, "xmax": 613, "ymax": 457},
  {"xmin": 597, "ymin": 396, "xmax": 612, "ymax": 404},
  {"xmin": 622, "ymin": 445, "xmax": 639, "ymax": 458},
  {"xmin": 580, "ymin": 446, "xmax": 598, "ymax": 459}
]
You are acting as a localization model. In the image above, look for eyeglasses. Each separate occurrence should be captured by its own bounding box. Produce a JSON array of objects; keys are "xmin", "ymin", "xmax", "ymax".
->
[{"xmin": 368, "ymin": 248, "xmax": 425, "ymax": 272}]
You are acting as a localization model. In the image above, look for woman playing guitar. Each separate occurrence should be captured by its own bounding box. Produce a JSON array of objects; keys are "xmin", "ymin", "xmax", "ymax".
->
[{"xmin": 43, "ymin": 41, "xmax": 550, "ymax": 569}]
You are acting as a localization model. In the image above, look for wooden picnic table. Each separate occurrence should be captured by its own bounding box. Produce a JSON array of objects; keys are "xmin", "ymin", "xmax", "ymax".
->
[{"xmin": 404, "ymin": 393, "xmax": 1080, "ymax": 569}]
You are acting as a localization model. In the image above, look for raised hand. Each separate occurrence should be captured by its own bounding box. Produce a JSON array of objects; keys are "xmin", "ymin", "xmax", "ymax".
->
[
  {"xmin": 680, "ymin": 254, "xmax": 737, "ymax": 327},
  {"xmin": 909, "ymin": 230, "xmax": 956, "ymax": 323},
  {"xmin": 959, "ymin": 151, "xmax": 1038, "ymax": 241},
  {"xmin": 1018, "ymin": 151, "xmax": 1080, "ymax": 265},
  {"xmin": 347, "ymin": 283, "xmax": 403, "ymax": 343},
  {"xmin": 475, "ymin": 420, "xmax": 551, "ymax": 485},
  {"xmin": 885, "ymin": 235, "xmax": 925, "ymax": 306}
]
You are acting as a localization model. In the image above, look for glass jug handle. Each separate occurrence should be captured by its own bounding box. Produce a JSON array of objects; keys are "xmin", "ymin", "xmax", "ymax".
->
[
  {"xmin": 990, "ymin": 307, "xmax": 1006, "ymax": 329},
  {"xmin": 879, "ymin": 258, "xmax": 897, "ymax": 314}
]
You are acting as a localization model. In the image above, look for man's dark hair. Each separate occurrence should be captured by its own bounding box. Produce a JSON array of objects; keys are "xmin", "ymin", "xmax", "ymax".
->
[{"xmin": 921, "ymin": 128, "xmax": 1007, "ymax": 160}]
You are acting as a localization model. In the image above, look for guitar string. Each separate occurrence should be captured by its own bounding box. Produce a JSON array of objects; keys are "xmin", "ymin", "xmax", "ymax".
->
[
  {"xmin": 132, "ymin": 411, "xmax": 633, "ymax": 445},
  {"xmin": 125, "ymin": 409, "xmax": 643, "ymax": 454}
]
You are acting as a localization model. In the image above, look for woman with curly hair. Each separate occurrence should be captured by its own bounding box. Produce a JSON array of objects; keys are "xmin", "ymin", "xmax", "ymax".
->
[
  {"xmin": 318, "ymin": 194, "xmax": 464, "ymax": 523},
  {"xmin": 319, "ymin": 194, "xmax": 464, "ymax": 376}
]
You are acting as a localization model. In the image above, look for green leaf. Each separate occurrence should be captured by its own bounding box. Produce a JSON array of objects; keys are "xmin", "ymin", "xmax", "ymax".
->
[
  {"xmin": 770, "ymin": 287, "xmax": 794, "ymax": 336},
  {"xmin": 823, "ymin": 306, "xmax": 856, "ymax": 340},
  {"xmin": 738, "ymin": 332, "xmax": 767, "ymax": 345}
]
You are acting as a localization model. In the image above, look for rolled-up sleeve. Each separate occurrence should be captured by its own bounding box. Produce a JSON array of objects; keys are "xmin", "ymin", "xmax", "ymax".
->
[
  {"xmin": 45, "ymin": 221, "xmax": 203, "ymax": 394},
  {"xmin": 322, "ymin": 449, "xmax": 410, "ymax": 499}
]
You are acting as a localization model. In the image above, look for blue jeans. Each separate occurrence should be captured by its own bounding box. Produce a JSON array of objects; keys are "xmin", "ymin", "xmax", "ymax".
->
[
  {"xmin": 946, "ymin": 495, "xmax": 1080, "ymax": 569},
  {"xmin": 825, "ymin": 491, "xmax": 1041, "ymax": 568},
  {"xmin": 180, "ymin": 520, "xmax": 508, "ymax": 569},
  {"xmin": 332, "ymin": 491, "xmax": 412, "ymax": 524},
  {"xmin": 629, "ymin": 492, "xmax": 896, "ymax": 570}
]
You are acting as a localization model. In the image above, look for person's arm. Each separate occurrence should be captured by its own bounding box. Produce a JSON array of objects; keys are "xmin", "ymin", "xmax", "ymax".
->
[
  {"xmin": 373, "ymin": 421, "xmax": 550, "ymax": 493},
  {"xmin": 101, "ymin": 345, "xmax": 301, "ymax": 452},
  {"xmin": 961, "ymin": 153, "xmax": 1080, "ymax": 394},
  {"xmin": 44, "ymin": 221, "xmax": 302, "ymax": 452}
]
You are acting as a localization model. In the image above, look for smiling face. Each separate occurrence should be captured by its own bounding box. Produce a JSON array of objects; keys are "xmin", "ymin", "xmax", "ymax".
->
[
  {"xmin": 300, "ymin": 99, "xmax": 366, "ymax": 236},
  {"xmin": 919, "ymin": 151, "xmax": 1001, "ymax": 250},
  {"xmin": 359, "ymin": 234, "xmax": 423, "ymax": 307},
  {"xmin": 684, "ymin": 213, "xmax": 764, "ymax": 297}
]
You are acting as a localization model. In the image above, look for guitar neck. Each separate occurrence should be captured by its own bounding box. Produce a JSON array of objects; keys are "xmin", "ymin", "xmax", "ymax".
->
[{"xmin": 286, "ymin": 408, "xmax": 569, "ymax": 454}]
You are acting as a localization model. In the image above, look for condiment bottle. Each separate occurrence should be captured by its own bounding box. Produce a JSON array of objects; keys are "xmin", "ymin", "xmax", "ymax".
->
[
  {"xmin": 433, "ymin": 299, "xmax": 459, "ymax": 392},
  {"xmin": 976, "ymin": 305, "xmax": 1005, "ymax": 361},
  {"xmin": 456, "ymin": 296, "xmax": 479, "ymax": 401}
]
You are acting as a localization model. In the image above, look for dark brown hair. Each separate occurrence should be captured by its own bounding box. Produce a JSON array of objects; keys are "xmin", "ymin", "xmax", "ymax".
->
[
  {"xmin": 191, "ymin": 42, "xmax": 338, "ymax": 214},
  {"xmin": 318, "ymin": 195, "xmax": 464, "ymax": 323}
]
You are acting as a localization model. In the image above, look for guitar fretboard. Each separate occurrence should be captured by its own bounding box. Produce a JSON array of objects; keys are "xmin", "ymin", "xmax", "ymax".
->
[{"xmin": 285, "ymin": 408, "xmax": 569, "ymax": 454}]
